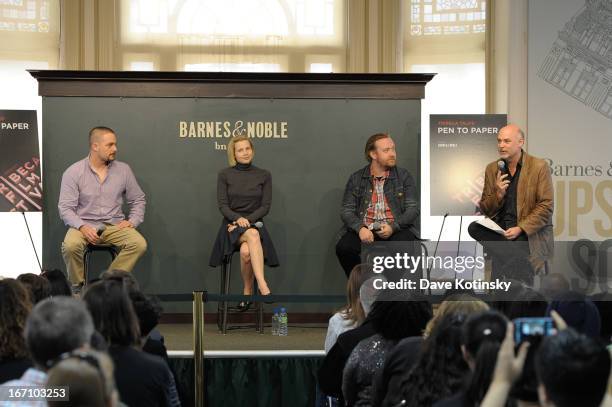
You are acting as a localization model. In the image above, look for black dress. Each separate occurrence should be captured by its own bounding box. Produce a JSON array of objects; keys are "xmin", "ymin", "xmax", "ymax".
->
[{"xmin": 209, "ymin": 163, "xmax": 279, "ymax": 267}]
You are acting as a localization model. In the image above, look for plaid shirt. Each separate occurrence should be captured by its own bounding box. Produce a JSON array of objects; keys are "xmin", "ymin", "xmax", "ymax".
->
[
  {"xmin": 0, "ymin": 368, "xmax": 48, "ymax": 407},
  {"xmin": 363, "ymin": 170, "xmax": 395, "ymax": 228}
]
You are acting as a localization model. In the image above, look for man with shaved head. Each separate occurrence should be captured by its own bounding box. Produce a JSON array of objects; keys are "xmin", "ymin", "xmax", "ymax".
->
[
  {"xmin": 58, "ymin": 126, "xmax": 147, "ymax": 292},
  {"xmin": 468, "ymin": 124, "xmax": 553, "ymax": 284}
]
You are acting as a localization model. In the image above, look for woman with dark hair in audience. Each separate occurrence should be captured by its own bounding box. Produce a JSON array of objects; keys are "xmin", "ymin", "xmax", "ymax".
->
[
  {"xmin": 341, "ymin": 300, "xmax": 433, "ymax": 406},
  {"xmin": 0, "ymin": 279, "xmax": 33, "ymax": 383},
  {"xmin": 319, "ymin": 297, "xmax": 432, "ymax": 405},
  {"xmin": 16, "ymin": 273, "xmax": 50, "ymax": 304},
  {"xmin": 433, "ymin": 310, "xmax": 509, "ymax": 407},
  {"xmin": 41, "ymin": 269, "xmax": 72, "ymax": 297},
  {"xmin": 83, "ymin": 279, "xmax": 180, "ymax": 407},
  {"xmin": 383, "ymin": 312, "xmax": 470, "ymax": 407},
  {"xmin": 372, "ymin": 294, "xmax": 489, "ymax": 407}
]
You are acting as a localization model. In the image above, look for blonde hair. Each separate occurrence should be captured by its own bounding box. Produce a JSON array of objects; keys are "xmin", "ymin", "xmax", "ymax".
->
[
  {"xmin": 423, "ymin": 294, "xmax": 489, "ymax": 338},
  {"xmin": 227, "ymin": 136, "xmax": 254, "ymax": 166},
  {"xmin": 337, "ymin": 264, "xmax": 368, "ymax": 326}
]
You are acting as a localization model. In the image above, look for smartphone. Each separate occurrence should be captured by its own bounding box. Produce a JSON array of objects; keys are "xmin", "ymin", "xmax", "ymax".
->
[{"xmin": 513, "ymin": 317, "xmax": 555, "ymax": 343}]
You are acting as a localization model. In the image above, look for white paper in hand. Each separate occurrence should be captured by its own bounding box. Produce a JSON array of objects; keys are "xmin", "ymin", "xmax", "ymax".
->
[{"xmin": 476, "ymin": 218, "xmax": 505, "ymax": 235}]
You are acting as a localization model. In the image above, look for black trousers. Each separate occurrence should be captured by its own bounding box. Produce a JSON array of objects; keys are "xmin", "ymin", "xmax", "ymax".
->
[
  {"xmin": 467, "ymin": 221, "xmax": 533, "ymax": 284},
  {"xmin": 336, "ymin": 228, "xmax": 417, "ymax": 277}
]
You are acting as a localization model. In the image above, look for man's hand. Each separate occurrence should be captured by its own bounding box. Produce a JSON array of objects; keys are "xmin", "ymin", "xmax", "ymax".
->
[
  {"xmin": 117, "ymin": 220, "xmax": 133, "ymax": 229},
  {"xmin": 359, "ymin": 227, "xmax": 374, "ymax": 244},
  {"xmin": 375, "ymin": 223, "xmax": 393, "ymax": 240},
  {"xmin": 79, "ymin": 225, "xmax": 99, "ymax": 244},
  {"xmin": 495, "ymin": 170, "xmax": 510, "ymax": 201},
  {"xmin": 504, "ymin": 226, "xmax": 522, "ymax": 240},
  {"xmin": 236, "ymin": 217, "xmax": 250, "ymax": 228}
]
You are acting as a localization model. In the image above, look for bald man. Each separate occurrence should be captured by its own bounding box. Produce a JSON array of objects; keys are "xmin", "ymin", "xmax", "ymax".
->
[
  {"xmin": 58, "ymin": 126, "xmax": 147, "ymax": 292},
  {"xmin": 468, "ymin": 124, "xmax": 553, "ymax": 284}
]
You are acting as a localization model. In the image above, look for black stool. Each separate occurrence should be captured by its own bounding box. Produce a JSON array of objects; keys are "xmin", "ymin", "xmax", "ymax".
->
[
  {"xmin": 217, "ymin": 250, "xmax": 264, "ymax": 335},
  {"xmin": 83, "ymin": 244, "xmax": 119, "ymax": 285}
]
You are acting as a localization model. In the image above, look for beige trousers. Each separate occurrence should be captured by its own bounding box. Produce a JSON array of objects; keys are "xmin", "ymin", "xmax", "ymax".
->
[{"xmin": 61, "ymin": 225, "xmax": 147, "ymax": 284}]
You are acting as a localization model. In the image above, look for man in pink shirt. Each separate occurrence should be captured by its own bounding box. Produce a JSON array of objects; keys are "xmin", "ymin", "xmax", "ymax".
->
[{"xmin": 58, "ymin": 126, "xmax": 147, "ymax": 291}]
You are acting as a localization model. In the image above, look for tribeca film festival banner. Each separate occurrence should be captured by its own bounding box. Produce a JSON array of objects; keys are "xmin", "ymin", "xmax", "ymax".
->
[
  {"xmin": 0, "ymin": 110, "xmax": 42, "ymax": 212},
  {"xmin": 430, "ymin": 114, "xmax": 507, "ymax": 216},
  {"xmin": 529, "ymin": 0, "xmax": 612, "ymax": 287}
]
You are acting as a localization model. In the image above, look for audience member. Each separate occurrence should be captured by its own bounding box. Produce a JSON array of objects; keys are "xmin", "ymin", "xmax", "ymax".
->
[
  {"xmin": 47, "ymin": 350, "xmax": 119, "ymax": 407},
  {"xmin": 40, "ymin": 268, "xmax": 72, "ymax": 297},
  {"xmin": 343, "ymin": 300, "xmax": 432, "ymax": 406},
  {"xmin": 325, "ymin": 264, "xmax": 369, "ymax": 353},
  {"xmin": 83, "ymin": 279, "xmax": 180, "ymax": 407},
  {"xmin": 0, "ymin": 297, "xmax": 94, "ymax": 407},
  {"xmin": 318, "ymin": 298, "xmax": 432, "ymax": 404},
  {"xmin": 0, "ymin": 279, "xmax": 33, "ymax": 383},
  {"xmin": 16, "ymin": 273, "xmax": 50, "ymax": 304},
  {"xmin": 372, "ymin": 294, "xmax": 489, "ymax": 407},
  {"xmin": 547, "ymin": 291, "xmax": 601, "ymax": 338},
  {"xmin": 384, "ymin": 312, "xmax": 469, "ymax": 407}
]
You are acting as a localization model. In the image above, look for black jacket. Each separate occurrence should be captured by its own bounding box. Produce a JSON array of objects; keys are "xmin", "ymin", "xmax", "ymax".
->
[{"xmin": 340, "ymin": 165, "xmax": 419, "ymax": 236}]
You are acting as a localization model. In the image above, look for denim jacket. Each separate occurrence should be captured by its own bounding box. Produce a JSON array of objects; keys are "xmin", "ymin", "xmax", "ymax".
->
[{"xmin": 340, "ymin": 165, "xmax": 419, "ymax": 236}]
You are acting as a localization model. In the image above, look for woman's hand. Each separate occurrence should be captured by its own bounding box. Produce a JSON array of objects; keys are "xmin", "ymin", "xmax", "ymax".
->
[
  {"xmin": 227, "ymin": 224, "xmax": 237, "ymax": 232},
  {"xmin": 236, "ymin": 217, "xmax": 250, "ymax": 228}
]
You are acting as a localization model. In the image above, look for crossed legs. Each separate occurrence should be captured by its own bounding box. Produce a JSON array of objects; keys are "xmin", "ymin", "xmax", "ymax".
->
[{"xmin": 238, "ymin": 228, "xmax": 270, "ymax": 295}]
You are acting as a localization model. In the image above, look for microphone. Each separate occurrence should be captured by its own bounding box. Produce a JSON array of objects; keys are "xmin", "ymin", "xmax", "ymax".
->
[
  {"xmin": 252, "ymin": 221, "xmax": 264, "ymax": 229},
  {"xmin": 497, "ymin": 159, "xmax": 510, "ymax": 177},
  {"xmin": 97, "ymin": 225, "xmax": 107, "ymax": 236},
  {"xmin": 371, "ymin": 222, "xmax": 382, "ymax": 232}
]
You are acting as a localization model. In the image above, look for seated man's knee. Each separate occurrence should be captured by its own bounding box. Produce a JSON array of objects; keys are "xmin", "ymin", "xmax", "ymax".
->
[
  {"xmin": 467, "ymin": 221, "xmax": 480, "ymax": 239},
  {"xmin": 62, "ymin": 238, "xmax": 85, "ymax": 254},
  {"xmin": 129, "ymin": 233, "xmax": 147, "ymax": 254}
]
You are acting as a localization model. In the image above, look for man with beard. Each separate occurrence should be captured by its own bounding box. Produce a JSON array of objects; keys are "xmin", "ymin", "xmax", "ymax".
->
[
  {"xmin": 468, "ymin": 124, "xmax": 553, "ymax": 284},
  {"xmin": 336, "ymin": 133, "xmax": 419, "ymax": 277},
  {"xmin": 58, "ymin": 126, "xmax": 147, "ymax": 292}
]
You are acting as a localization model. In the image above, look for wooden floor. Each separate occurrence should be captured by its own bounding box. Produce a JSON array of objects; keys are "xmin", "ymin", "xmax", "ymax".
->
[{"xmin": 159, "ymin": 323, "xmax": 328, "ymax": 351}]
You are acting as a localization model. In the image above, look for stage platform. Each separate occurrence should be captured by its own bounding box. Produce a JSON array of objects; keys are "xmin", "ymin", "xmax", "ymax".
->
[{"xmin": 159, "ymin": 323, "xmax": 328, "ymax": 351}]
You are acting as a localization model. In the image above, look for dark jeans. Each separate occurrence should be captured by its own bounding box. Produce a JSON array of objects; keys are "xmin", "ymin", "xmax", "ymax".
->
[
  {"xmin": 468, "ymin": 221, "xmax": 533, "ymax": 285},
  {"xmin": 336, "ymin": 228, "xmax": 417, "ymax": 277}
]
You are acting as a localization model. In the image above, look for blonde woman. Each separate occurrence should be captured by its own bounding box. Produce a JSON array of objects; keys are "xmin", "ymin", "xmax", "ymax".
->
[{"xmin": 209, "ymin": 136, "xmax": 278, "ymax": 311}]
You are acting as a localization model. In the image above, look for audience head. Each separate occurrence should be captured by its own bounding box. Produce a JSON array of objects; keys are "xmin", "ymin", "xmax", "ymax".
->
[
  {"xmin": 47, "ymin": 350, "xmax": 118, "ymax": 407},
  {"xmin": 424, "ymin": 294, "xmax": 489, "ymax": 338},
  {"xmin": 369, "ymin": 299, "xmax": 433, "ymax": 340},
  {"xmin": 25, "ymin": 296, "xmax": 94, "ymax": 369},
  {"xmin": 100, "ymin": 269, "xmax": 140, "ymax": 292},
  {"xmin": 339, "ymin": 264, "xmax": 369, "ymax": 325},
  {"xmin": 399, "ymin": 312, "xmax": 470, "ymax": 407},
  {"xmin": 83, "ymin": 279, "xmax": 141, "ymax": 347},
  {"xmin": 540, "ymin": 273, "xmax": 570, "ymax": 299},
  {"xmin": 461, "ymin": 310, "xmax": 508, "ymax": 404},
  {"xmin": 501, "ymin": 286, "xmax": 548, "ymax": 320},
  {"xmin": 41, "ymin": 269, "xmax": 72, "ymax": 297},
  {"xmin": 536, "ymin": 329, "xmax": 610, "ymax": 407},
  {"xmin": 0, "ymin": 278, "xmax": 32, "ymax": 360},
  {"xmin": 547, "ymin": 291, "xmax": 601, "ymax": 338},
  {"xmin": 129, "ymin": 290, "xmax": 163, "ymax": 338},
  {"xmin": 17, "ymin": 273, "xmax": 51, "ymax": 304}
]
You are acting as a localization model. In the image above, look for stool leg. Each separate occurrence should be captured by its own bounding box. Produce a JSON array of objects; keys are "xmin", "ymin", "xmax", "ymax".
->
[
  {"xmin": 253, "ymin": 279, "xmax": 263, "ymax": 334},
  {"xmin": 217, "ymin": 265, "xmax": 226, "ymax": 332},
  {"xmin": 222, "ymin": 257, "xmax": 232, "ymax": 335},
  {"xmin": 83, "ymin": 250, "xmax": 90, "ymax": 286}
]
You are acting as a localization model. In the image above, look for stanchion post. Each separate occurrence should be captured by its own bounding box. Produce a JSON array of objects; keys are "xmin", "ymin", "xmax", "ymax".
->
[{"xmin": 193, "ymin": 291, "xmax": 206, "ymax": 407}]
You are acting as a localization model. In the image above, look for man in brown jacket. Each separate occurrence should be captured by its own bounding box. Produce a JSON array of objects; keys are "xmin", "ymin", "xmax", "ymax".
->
[{"xmin": 468, "ymin": 124, "xmax": 554, "ymax": 284}]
